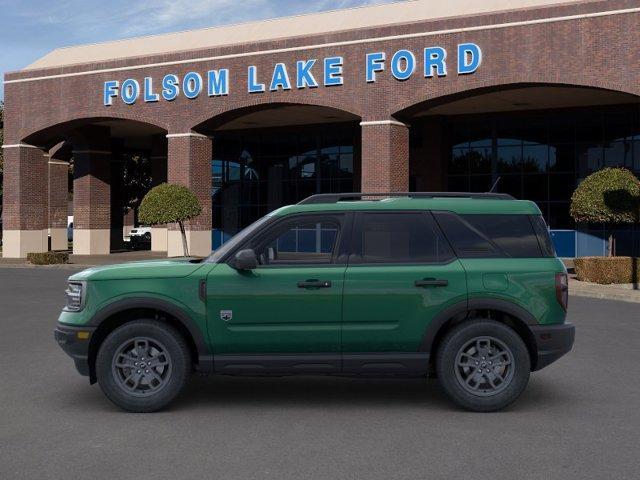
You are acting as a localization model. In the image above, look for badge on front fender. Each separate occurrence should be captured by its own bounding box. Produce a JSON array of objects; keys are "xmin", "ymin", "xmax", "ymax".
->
[{"xmin": 220, "ymin": 310, "xmax": 233, "ymax": 322}]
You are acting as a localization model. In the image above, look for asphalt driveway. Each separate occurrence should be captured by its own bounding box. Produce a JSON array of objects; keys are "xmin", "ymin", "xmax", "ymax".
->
[{"xmin": 0, "ymin": 268, "xmax": 638, "ymax": 480}]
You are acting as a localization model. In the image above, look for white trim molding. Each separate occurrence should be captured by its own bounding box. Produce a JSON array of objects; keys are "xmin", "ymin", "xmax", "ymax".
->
[
  {"xmin": 1, "ymin": 143, "xmax": 42, "ymax": 150},
  {"xmin": 48, "ymin": 160, "xmax": 70, "ymax": 165},
  {"xmin": 3, "ymin": 7, "xmax": 639, "ymax": 85},
  {"xmin": 166, "ymin": 132, "xmax": 213, "ymax": 140},
  {"xmin": 360, "ymin": 120, "xmax": 409, "ymax": 128}
]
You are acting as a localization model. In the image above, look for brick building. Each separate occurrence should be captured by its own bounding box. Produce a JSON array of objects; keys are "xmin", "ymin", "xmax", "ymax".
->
[{"xmin": 2, "ymin": 0, "xmax": 640, "ymax": 257}]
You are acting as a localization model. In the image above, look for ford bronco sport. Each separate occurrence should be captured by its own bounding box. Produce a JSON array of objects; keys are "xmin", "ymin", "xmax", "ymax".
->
[{"xmin": 55, "ymin": 192, "xmax": 574, "ymax": 412}]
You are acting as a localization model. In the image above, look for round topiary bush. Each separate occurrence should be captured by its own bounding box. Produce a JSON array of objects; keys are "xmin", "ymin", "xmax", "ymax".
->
[
  {"xmin": 570, "ymin": 168, "xmax": 640, "ymax": 224},
  {"xmin": 139, "ymin": 183, "xmax": 202, "ymax": 257},
  {"xmin": 570, "ymin": 168, "xmax": 640, "ymax": 256}
]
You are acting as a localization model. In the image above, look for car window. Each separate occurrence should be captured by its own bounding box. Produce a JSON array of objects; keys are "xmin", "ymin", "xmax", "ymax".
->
[
  {"xmin": 253, "ymin": 217, "xmax": 341, "ymax": 266},
  {"xmin": 350, "ymin": 212, "xmax": 454, "ymax": 264},
  {"xmin": 434, "ymin": 212, "xmax": 548, "ymax": 258}
]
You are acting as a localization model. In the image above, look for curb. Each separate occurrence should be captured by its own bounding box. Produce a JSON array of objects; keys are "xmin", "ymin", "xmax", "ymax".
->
[{"xmin": 569, "ymin": 288, "xmax": 640, "ymax": 304}]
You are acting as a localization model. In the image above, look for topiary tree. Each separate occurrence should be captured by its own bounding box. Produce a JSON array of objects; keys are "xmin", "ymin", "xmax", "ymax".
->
[
  {"xmin": 139, "ymin": 183, "xmax": 202, "ymax": 257},
  {"xmin": 570, "ymin": 168, "xmax": 640, "ymax": 256}
]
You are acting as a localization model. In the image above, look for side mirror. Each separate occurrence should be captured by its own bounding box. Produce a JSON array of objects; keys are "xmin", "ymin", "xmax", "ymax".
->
[{"xmin": 233, "ymin": 249, "xmax": 258, "ymax": 271}]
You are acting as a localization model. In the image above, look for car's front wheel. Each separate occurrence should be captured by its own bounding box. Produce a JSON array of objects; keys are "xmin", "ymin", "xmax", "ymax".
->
[
  {"xmin": 96, "ymin": 320, "xmax": 191, "ymax": 412},
  {"xmin": 436, "ymin": 319, "xmax": 531, "ymax": 412}
]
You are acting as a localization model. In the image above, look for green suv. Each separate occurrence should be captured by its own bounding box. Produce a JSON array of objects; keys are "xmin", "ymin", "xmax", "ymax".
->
[{"xmin": 55, "ymin": 192, "xmax": 574, "ymax": 412}]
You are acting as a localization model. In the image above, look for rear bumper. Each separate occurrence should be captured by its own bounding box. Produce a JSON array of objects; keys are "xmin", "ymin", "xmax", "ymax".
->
[
  {"xmin": 530, "ymin": 322, "xmax": 575, "ymax": 371},
  {"xmin": 54, "ymin": 324, "xmax": 96, "ymax": 377}
]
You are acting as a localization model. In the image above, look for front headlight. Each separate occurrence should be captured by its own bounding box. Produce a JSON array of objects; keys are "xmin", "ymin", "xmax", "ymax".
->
[{"xmin": 64, "ymin": 282, "xmax": 86, "ymax": 311}]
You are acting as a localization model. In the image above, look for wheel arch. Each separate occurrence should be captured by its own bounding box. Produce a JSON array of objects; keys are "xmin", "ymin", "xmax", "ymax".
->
[
  {"xmin": 421, "ymin": 298, "xmax": 539, "ymax": 371},
  {"xmin": 86, "ymin": 298, "xmax": 212, "ymax": 383}
]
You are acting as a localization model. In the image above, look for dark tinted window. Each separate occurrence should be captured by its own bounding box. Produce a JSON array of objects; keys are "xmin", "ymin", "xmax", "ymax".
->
[
  {"xmin": 530, "ymin": 215, "xmax": 556, "ymax": 257},
  {"xmin": 351, "ymin": 212, "xmax": 454, "ymax": 264},
  {"xmin": 435, "ymin": 212, "xmax": 549, "ymax": 258}
]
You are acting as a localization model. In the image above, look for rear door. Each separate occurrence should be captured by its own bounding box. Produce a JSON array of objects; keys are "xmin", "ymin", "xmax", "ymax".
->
[{"xmin": 341, "ymin": 211, "xmax": 467, "ymax": 372}]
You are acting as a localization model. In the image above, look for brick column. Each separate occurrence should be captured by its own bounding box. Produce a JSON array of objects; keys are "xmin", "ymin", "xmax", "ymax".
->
[
  {"xmin": 166, "ymin": 133, "xmax": 212, "ymax": 257},
  {"xmin": 71, "ymin": 127, "xmax": 112, "ymax": 255},
  {"xmin": 150, "ymin": 134, "xmax": 168, "ymax": 252},
  {"xmin": 1, "ymin": 143, "xmax": 49, "ymax": 258},
  {"xmin": 360, "ymin": 120, "xmax": 410, "ymax": 193},
  {"xmin": 48, "ymin": 143, "xmax": 70, "ymax": 251}
]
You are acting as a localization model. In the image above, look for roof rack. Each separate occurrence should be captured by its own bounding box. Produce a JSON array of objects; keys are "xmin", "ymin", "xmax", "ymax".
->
[{"xmin": 298, "ymin": 192, "xmax": 515, "ymax": 205}]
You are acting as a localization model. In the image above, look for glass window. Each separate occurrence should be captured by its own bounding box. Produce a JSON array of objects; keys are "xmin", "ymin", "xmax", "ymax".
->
[
  {"xmin": 530, "ymin": 215, "xmax": 556, "ymax": 257},
  {"xmin": 253, "ymin": 218, "xmax": 341, "ymax": 266},
  {"xmin": 351, "ymin": 213, "xmax": 453, "ymax": 264},
  {"xmin": 435, "ymin": 212, "xmax": 545, "ymax": 258}
]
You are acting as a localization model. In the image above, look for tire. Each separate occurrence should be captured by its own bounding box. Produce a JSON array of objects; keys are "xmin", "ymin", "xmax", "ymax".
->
[
  {"xmin": 436, "ymin": 319, "xmax": 531, "ymax": 412},
  {"xmin": 96, "ymin": 320, "xmax": 191, "ymax": 412}
]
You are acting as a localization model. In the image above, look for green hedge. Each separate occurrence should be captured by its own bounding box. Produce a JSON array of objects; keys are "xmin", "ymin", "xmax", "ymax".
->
[
  {"xmin": 27, "ymin": 252, "xmax": 69, "ymax": 265},
  {"xmin": 574, "ymin": 256, "xmax": 640, "ymax": 284},
  {"xmin": 139, "ymin": 183, "xmax": 202, "ymax": 225}
]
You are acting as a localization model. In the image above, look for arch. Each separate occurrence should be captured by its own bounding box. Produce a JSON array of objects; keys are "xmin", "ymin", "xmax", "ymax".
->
[
  {"xmin": 21, "ymin": 115, "xmax": 168, "ymax": 150},
  {"xmin": 190, "ymin": 100, "xmax": 362, "ymax": 134},
  {"xmin": 392, "ymin": 81, "xmax": 640, "ymax": 121}
]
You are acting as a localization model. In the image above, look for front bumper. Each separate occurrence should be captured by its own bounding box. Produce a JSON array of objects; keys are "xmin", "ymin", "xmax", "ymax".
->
[
  {"xmin": 530, "ymin": 322, "xmax": 575, "ymax": 371},
  {"xmin": 54, "ymin": 324, "xmax": 96, "ymax": 377}
]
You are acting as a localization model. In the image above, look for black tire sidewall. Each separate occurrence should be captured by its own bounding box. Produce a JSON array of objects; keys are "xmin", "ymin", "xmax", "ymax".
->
[
  {"xmin": 96, "ymin": 320, "xmax": 190, "ymax": 412},
  {"xmin": 436, "ymin": 319, "xmax": 531, "ymax": 412}
]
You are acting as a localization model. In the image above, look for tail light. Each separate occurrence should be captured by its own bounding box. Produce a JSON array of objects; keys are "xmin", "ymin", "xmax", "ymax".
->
[{"xmin": 555, "ymin": 273, "xmax": 568, "ymax": 311}]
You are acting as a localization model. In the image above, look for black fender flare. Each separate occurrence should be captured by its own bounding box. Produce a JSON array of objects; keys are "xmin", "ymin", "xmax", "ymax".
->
[
  {"xmin": 419, "ymin": 298, "xmax": 538, "ymax": 354},
  {"xmin": 87, "ymin": 297, "xmax": 211, "ymax": 360}
]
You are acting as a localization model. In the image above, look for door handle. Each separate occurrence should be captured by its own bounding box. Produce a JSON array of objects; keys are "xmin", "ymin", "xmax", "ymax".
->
[
  {"xmin": 415, "ymin": 278, "xmax": 448, "ymax": 287},
  {"xmin": 298, "ymin": 280, "xmax": 332, "ymax": 289}
]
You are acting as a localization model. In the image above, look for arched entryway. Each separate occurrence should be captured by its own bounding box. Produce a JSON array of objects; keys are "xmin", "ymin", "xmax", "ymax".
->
[
  {"xmin": 395, "ymin": 84, "xmax": 640, "ymax": 256},
  {"xmin": 3, "ymin": 118, "xmax": 168, "ymax": 257},
  {"xmin": 193, "ymin": 103, "xmax": 361, "ymax": 248}
]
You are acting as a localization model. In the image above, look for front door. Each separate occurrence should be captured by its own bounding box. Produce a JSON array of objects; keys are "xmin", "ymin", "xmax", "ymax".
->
[
  {"xmin": 341, "ymin": 211, "xmax": 467, "ymax": 373},
  {"xmin": 207, "ymin": 213, "xmax": 349, "ymax": 371}
]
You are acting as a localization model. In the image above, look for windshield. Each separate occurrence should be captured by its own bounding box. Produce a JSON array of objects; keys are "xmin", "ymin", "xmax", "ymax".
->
[{"xmin": 206, "ymin": 215, "xmax": 273, "ymax": 263}]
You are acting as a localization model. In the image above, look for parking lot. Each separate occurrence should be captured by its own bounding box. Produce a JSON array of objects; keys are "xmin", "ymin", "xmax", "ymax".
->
[{"xmin": 0, "ymin": 267, "xmax": 638, "ymax": 480}]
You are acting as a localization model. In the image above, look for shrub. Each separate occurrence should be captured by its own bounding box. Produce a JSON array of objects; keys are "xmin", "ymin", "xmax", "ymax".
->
[
  {"xmin": 570, "ymin": 168, "xmax": 640, "ymax": 224},
  {"xmin": 27, "ymin": 251, "xmax": 69, "ymax": 265},
  {"xmin": 139, "ymin": 183, "xmax": 202, "ymax": 257},
  {"xmin": 570, "ymin": 168, "xmax": 640, "ymax": 256},
  {"xmin": 574, "ymin": 256, "xmax": 640, "ymax": 284}
]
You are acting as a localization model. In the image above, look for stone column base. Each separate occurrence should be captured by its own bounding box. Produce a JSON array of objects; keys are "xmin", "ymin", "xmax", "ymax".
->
[
  {"xmin": 151, "ymin": 227, "xmax": 168, "ymax": 252},
  {"xmin": 50, "ymin": 228, "xmax": 68, "ymax": 251},
  {"xmin": 73, "ymin": 229, "xmax": 110, "ymax": 255},
  {"xmin": 167, "ymin": 230, "xmax": 211, "ymax": 258},
  {"xmin": 2, "ymin": 230, "xmax": 48, "ymax": 258}
]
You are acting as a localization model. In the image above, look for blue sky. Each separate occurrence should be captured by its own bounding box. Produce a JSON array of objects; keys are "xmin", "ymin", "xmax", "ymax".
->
[{"xmin": 0, "ymin": 0, "xmax": 400, "ymax": 100}]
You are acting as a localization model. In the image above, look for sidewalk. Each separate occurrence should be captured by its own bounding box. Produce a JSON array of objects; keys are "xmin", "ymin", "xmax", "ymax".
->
[
  {"xmin": 0, "ymin": 250, "xmax": 167, "ymax": 268},
  {"xmin": 569, "ymin": 276, "xmax": 640, "ymax": 304}
]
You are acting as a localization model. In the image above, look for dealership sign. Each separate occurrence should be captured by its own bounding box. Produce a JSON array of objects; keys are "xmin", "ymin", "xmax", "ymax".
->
[{"xmin": 103, "ymin": 43, "xmax": 481, "ymax": 106}]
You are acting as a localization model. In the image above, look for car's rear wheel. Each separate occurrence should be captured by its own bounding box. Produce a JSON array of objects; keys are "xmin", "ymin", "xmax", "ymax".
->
[
  {"xmin": 436, "ymin": 319, "xmax": 531, "ymax": 412},
  {"xmin": 96, "ymin": 320, "xmax": 191, "ymax": 412}
]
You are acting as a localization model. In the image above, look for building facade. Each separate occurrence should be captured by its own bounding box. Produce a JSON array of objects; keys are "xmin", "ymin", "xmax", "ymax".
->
[{"xmin": 3, "ymin": 0, "xmax": 640, "ymax": 257}]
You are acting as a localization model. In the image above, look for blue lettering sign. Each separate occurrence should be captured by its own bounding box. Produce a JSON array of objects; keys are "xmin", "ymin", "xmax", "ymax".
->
[
  {"xmin": 144, "ymin": 77, "xmax": 159, "ymax": 102},
  {"xmin": 103, "ymin": 80, "xmax": 119, "ymax": 106},
  {"xmin": 121, "ymin": 78, "xmax": 139, "ymax": 105},
  {"xmin": 183, "ymin": 72, "xmax": 203, "ymax": 99},
  {"xmin": 458, "ymin": 43, "xmax": 482, "ymax": 75},
  {"xmin": 247, "ymin": 66, "xmax": 265, "ymax": 93},
  {"xmin": 366, "ymin": 52, "xmax": 385, "ymax": 83},
  {"xmin": 390, "ymin": 50, "xmax": 416, "ymax": 81},
  {"xmin": 208, "ymin": 69, "xmax": 229, "ymax": 96},
  {"xmin": 424, "ymin": 47, "xmax": 447, "ymax": 77},
  {"xmin": 162, "ymin": 74, "xmax": 179, "ymax": 101},
  {"xmin": 324, "ymin": 57, "xmax": 343, "ymax": 86},
  {"xmin": 270, "ymin": 63, "xmax": 292, "ymax": 91},
  {"xmin": 296, "ymin": 60, "xmax": 318, "ymax": 89}
]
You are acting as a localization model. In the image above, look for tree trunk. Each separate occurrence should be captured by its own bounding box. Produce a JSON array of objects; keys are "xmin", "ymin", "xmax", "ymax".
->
[
  {"xmin": 178, "ymin": 221, "xmax": 189, "ymax": 257},
  {"xmin": 608, "ymin": 233, "xmax": 614, "ymax": 257}
]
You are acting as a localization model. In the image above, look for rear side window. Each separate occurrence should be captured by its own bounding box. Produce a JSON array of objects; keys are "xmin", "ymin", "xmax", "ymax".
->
[
  {"xmin": 350, "ymin": 212, "xmax": 454, "ymax": 264},
  {"xmin": 434, "ymin": 212, "xmax": 553, "ymax": 258}
]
